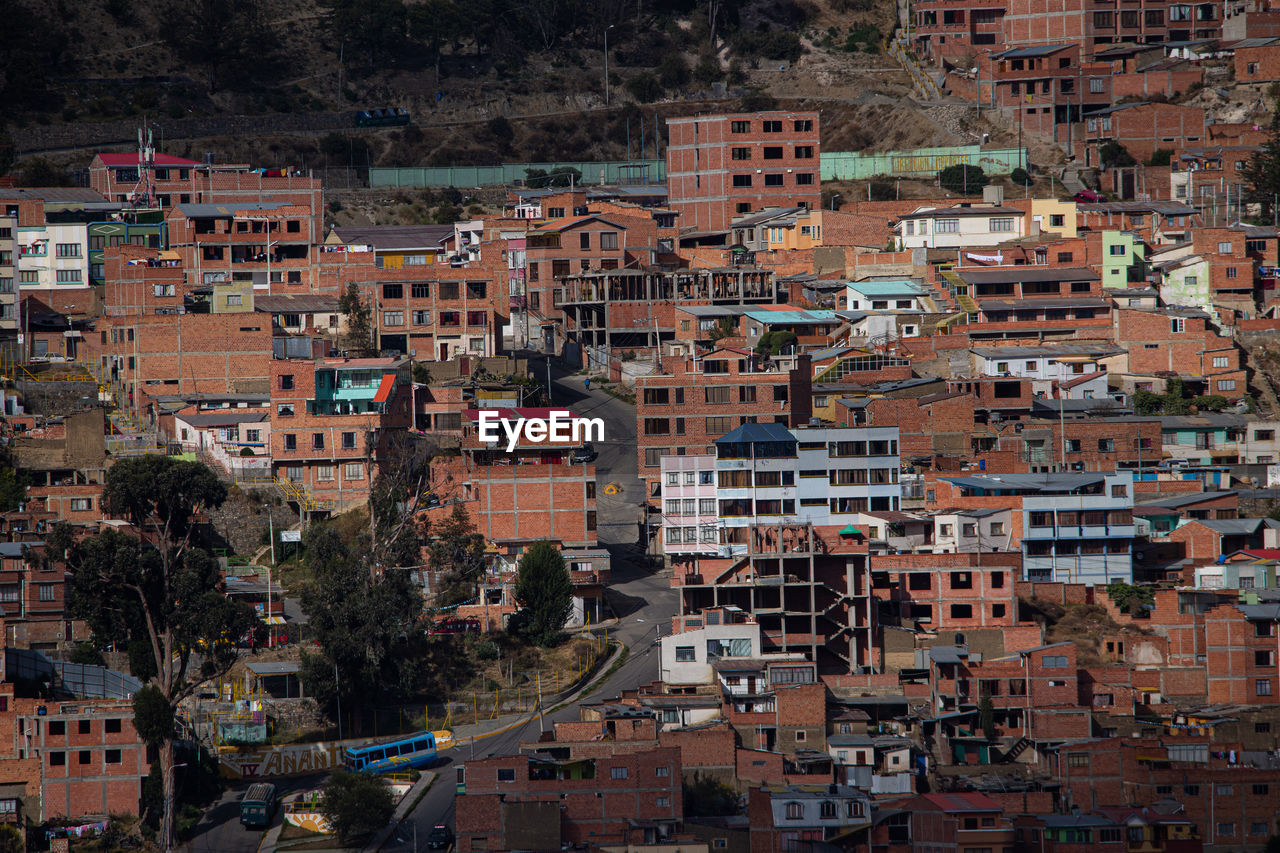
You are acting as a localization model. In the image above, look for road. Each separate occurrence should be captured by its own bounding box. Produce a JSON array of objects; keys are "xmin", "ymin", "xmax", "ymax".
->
[
  {"xmin": 382, "ymin": 361, "xmax": 672, "ymax": 852},
  {"xmin": 187, "ymin": 359, "xmax": 665, "ymax": 852},
  {"xmin": 186, "ymin": 773, "xmax": 327, "ymax": 853}
]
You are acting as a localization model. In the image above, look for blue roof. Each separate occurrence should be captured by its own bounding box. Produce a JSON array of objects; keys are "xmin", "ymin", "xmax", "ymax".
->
[
  {"xmin": 742, "ymin": 309, "xmax": 840, "ymax": 325},
  {"xmin": 846, "ymin": 280, "xmax": 925, "ymax": 297},
  {"xmin": 714, "ymin": 422, "xmax": 795, "ymax": 444}
]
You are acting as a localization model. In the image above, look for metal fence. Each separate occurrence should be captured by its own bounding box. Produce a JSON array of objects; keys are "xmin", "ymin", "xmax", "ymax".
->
[{"xmin": 369, "ymin": 160, "xmax": 666, "ymax": 189}]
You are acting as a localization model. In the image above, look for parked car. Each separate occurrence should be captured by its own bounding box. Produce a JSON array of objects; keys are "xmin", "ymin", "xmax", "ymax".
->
[
  {"xmin": 428, "ymin": 618, "xmax": 481, "ymax": 636},
  {"xmin": 427, "ymin": 825, "xmax": 454, "ymax": 850},
  {"xmin": 570, "ymin": 443, "xmax": 598, "ymax": 464},
  {"xmin": 1074, "ymin": 189, "xmax": 1106, "ymax": 203}
]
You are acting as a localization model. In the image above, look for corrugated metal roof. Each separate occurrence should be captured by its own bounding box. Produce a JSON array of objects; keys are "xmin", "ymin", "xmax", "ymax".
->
[
  {"xmin": 846, "ymin": 280, "xmax": 925, "ymax": 296},
  {"xmin": 714, "ymin": 421, "xmax": 795, "ymax": 444},
  {"xmin": 958, "ymin": 266, "xmax": 1099, "ymax": 284}
]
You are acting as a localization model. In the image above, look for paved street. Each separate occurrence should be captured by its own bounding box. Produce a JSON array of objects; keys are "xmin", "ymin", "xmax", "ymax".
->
[
  {"xmin": 382, "ymin": 362, "xmax": 672, "ymax": 853},
  {"xmin": 190, "ymin": 360, "xmax": 664, "ymax": 853}
]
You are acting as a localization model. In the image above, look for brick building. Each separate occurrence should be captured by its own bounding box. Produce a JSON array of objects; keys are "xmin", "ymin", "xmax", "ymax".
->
[
  {"xmin": 20, "ymin": 699, "xmax": 150, "ymax": 820},
  {"xmin": 911, "ymin": 0, "xmax": 1005, "ymax": 66},
  {"xmin": 1076, "ymin": 103, "xmax": 1208, "ymax": 168},
  {"xmin": 425, "ymin": 407, "xmax": 599, "ymax": 548},
  {"xmin": 636, "ymin": 348, "xmax": 812, "ymax": 507},
  {"xmin": 88, "ymin": 153, "xmax": 322, "ymax": 214},
  {"xmin": 164, "ymin": 200, "xmax": 322, "ymax": 293},
  {"xmin": 665, "ymin": 112, "xmax": 821, "ymax": 233},
  {"xmin": 455, "ymin": 746, "xmax": 682, "ymax": 850},
  {"xmin": 1051, "ymin": 736, "xmax": 1280, "ymax": 848},
  {"xmin": 268, "ymin": 356, "xmax": 412, "ymax": 512}
]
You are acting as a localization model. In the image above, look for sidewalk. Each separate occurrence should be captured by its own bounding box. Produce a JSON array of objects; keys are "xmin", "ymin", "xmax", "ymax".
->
[{"xmin": 359, "ymin": 770, "xmax": 436, "ymax": 853}]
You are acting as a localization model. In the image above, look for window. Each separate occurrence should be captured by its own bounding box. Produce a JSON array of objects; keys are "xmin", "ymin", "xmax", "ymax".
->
[
  {"xmin": 989, "ymin": 218, "xmax": 1014, "ymax": 232},
  {"xmin": 675, "ymin": 646, "xmax": 696, "ymax": 662},
  {"xmin": 579, "ymin": 233, "xmax": 590, "ymax": 251},
  {"xmin": 1213, "ymin": 356, "xmax": 1230, "ymax": 368},
  {"xmin": 69, "ymin": 498, "xmax": 91, "ymax": 512},
  {"xmin": 412, "ymin": 310, "xmax": 431, "ymax": 325},
  {"xmin": 731, "ymin": 121, "xmax": 750, "ymax": 133},
  {"xmin": 1042, "ymin": 655, "xmax": 1068, "ymax": 668},
  {"xmin": 762, "ymin": 120, "xmax": 782, "ymax": 133},
  {"xmin": 382, "ymin": 283, "xmax": 403, "ymax": 299},
  {"xmin": 764, "ymin": 173, "xmax": 784, "ymax": 187},
  {"xmin": 1067, "ymin": 753, "xmax": 1090, "ymax": 768},
  {"xmin": 1218, "ymin": 241, "xmax": 1233, "ymax": 254},
  {"xmin": 277, "ymin": 404, "xmax": 294, "ymax": 418},
  {"xmin": 56, "ymin": 269, "xmax": 82, "ymax": 284},
  {"xmin": 342, "ymin": 431, "xmax": 357, "ymax": 450},
  {"xmin": 105, "ymin": 719, "xmax": 122, "ymax": 734},
  {"xmin": 19, "ymin": 271, "xmax": 38, "ymax": 283},
  {"xmin": 50, "ymin": 721, "xmax": 66, "ymax": 736},
  {"xmin": 283, "ymin": 434, "xmax": 297, "ymax": 451},
  {"xmin": 55, "ymin": 243, "xmax": 81, "ymax": 258},
  {"xmin": 785, "ymin": 802, "xmax": 803, "ymax": 820},
  {"xmin": 383, "ymin": 310, "xmax": 404, "ymax": 326},
  {"xmin": 38, "ymin": 585, "xmax": 55, "ymax": 602},
  {"xmin": 1171, "ymin": 317, "xmax": 1185, "ymax": 333},
  {"xmin": 610, "ymin": 766, "xmax": 629, "ymax": 779},
  {"xmin": 344, "ymin": 462, "xmax": 364, "ymax": 480},
  {"xmin": 412, "ymin": 282, "xmax": 430, "ymax": 298},
  {"xmin": 1253, "ymin": 784, "xmax": 1270, "ymax": 796},
  {"xmin": 600, "ymin": 232, "xmax": 618, "ymax": 251},
  {"xmin": 950, "ymin": 604, "xmax": 973, "ymax": 619},
  {"xmin": 1050, "ymin": 214, "xmax": 1065, "ymax": 228},
  {"xmin": 49, "ymin": 752, "xmax": 65, "ymax": 767},
  {"xmin": 1253, "ymin": 822, "xmax": 1270, "ymax": 836},
  {"xmin": 316, "ymin": 465, "xmax": 335, "ymax": 482},
  {"xmin": 1217, "ymin": 380, "xmax": 1236, "ymax": 392},
  {"xmin": 497, "ymin": 768, "xmax": 515, "ymax": 782},
  {"xmin": 312, "ymin": 433, "xmax": 325, "ymax": 450},
  {"xmin": 763, "ymin": 146, "xmax": 784, "ymax": 159},
  {"xmin": 935, "ymin": 219, "xmax": 959, "ymax": 233},
  {"xmin": 1217, "ymin": 823, "xmax": 1235, "ymax": 838},
  {"xmin": 657, "ymin": 796, "xmax": 670, "ymax": 807},
  {"xmin": 1257, "ymin": 679, "xmax": 1272, "ymax": 696},
  {"xmin": 732, "ymin": 174, "xmax": 753, "ymax": 187},
  {"xmin": 1227, "ymin": 267, "xmax": 1238, "ymax": 279},
  {"xmin": 105, "ymin": 749, "xmax": 121, "ymax": 764},
  {"xmin": 732, "ymin": 147, "xmax": 751, "ymax": 160}
]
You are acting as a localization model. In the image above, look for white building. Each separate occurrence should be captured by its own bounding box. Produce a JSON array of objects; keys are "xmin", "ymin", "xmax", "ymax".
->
[
  {"xmin": 845, "ymin": 278, "xmax": 928, "ymax": 312},
  {"xmin": 893, "ymin": 203, "xmax": 1026, "ymax": 251},
  {"xmin": 660, "ymin": 455, "xmax": 719, "ymax": 556},
  {"xmin": 17, "ymin": 221, "xmax": 91, "ymax": 291},
  {"xmin": 713, "ymin": 421, "xmax": 902, "ymax": 557}
]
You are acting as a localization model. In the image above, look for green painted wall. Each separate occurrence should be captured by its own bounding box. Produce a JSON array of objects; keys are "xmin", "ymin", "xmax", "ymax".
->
[{"xmin": 368, "ymin": 145, "xmax": 1030, "ymax": 188}]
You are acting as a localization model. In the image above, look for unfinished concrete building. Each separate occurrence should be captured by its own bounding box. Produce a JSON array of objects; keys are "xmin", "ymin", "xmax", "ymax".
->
[
  {"xmin": 672, "ymin": 522, "xmax": 877, "ymax": 675},
  {"xmin": 554, "ymin": 267, "xmax": 779, "ymax": 358}
]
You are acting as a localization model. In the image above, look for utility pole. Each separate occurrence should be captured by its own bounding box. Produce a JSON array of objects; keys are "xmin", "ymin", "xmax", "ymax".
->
[{"xmin": 604, "ymin": 25, "xmax": 615, "ymax": 107}]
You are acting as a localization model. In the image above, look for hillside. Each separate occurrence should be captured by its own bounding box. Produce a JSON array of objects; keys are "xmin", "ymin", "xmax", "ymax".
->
[{"xmin": 0, "ymin": 0, "xmax": 980, "ymax": 178}]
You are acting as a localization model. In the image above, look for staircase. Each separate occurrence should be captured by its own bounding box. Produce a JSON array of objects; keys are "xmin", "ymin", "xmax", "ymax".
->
[
  {"xmin": 997, "ymin": 736, "xmax": 1032, "ymax": 763},
  {"xmin": 888, "ymin": 36, "xmax": 945, "ymax": 100},
  {"xmin": 939, "ymin": 267, "xmax": 978, "ymax": 315},
  {"xmin": 274, "ymin": 476, "xmax": 333, "ymax": 513}
]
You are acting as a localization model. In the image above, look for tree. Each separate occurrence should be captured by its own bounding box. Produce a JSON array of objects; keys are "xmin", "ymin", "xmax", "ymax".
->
[
  {"xmin": 626, "ymin": 72, "xmax": 664, "ymax": 103},
  {"xmin": 755, "ymin": 330, "xmax": 797, "ymax": 357},
  {"xmin": 1132, "ymin": 389, "xmax": 1163, "ymax": 415},
  {"xmin": 60, "ymin": 456, "xmax": 262, "ymax": 852},
  {"xmin": 708, "ymin": 315, "xmax": 735, "ymax": 342},
  {"xmin": 938, "ymin": 164, "xmax": 987, "ymax": 195},
  {"xmin": 1107, "ymin": 581, "xmax": 1154, "ymax": 615},
  {"xmin": 320, "ymin": 770, "xmax": 396, "ymax": 843},
  {"xmin": 509, "ymin": 541, "xmax": 573, "ymax": 647},
  {"xmin": 165, "ymin": 0, "xmax": 280, "ymax": 93},
  {"xmin": 428, "ymin": 505, "xmax": 488, "ymax": 609},
  {"xmin": 1244, "ymin": 98, "xmax": 1280, "ymax": 223},
  {"xmin": 658, "ymin": 53, "xmax": 691, "ymax": 90},
  {"xmin": 1010, "ymin": 167, "xmax": 1029, "ymax": 185},
  {"xmin": 1191, "ymin": 394, "xmax": 1230, "ymax": 411},
  {"xmin": 977, "ymin": 689, "xmax": 995, "ymax": 740},
  {"xmin": 1099, "ymin": 141, "xmax": 1136, "ymax": 171},
  {"xmin": 323, "ymin": 0, "xmax": 408, "ymax": 68},
  {"xmin": 683, "ymin": 774, "xmax": 740, "ymax": 816},
  {"xmin": 339, "ymin": 283, "xmax": 375, "ymax": 357}
]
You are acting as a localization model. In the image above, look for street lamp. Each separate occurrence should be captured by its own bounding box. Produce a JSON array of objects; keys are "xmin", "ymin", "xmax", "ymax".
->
[
  {"xmin": 604, "ymin": 25, "xmax": 616, "ymax": 107},
  {"xmin": 830, "ymin": 193, "xmax": 841, "ymax": 211}
]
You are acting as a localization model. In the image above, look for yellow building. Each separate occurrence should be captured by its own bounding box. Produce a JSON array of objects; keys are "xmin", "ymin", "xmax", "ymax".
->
[{"xmin": 1029, "ymin": 198, "xmax": 1078, "ymax": 239}]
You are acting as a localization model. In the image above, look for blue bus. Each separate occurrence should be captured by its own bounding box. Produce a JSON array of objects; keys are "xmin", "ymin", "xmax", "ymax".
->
[{"xmin": 344, "ymin": 731, "xmax": 438, "ymax": 774}]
